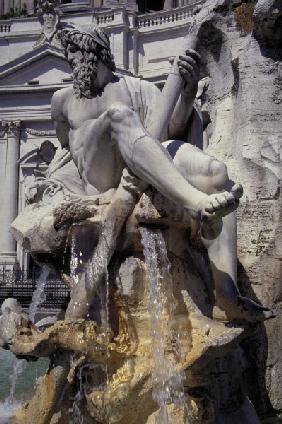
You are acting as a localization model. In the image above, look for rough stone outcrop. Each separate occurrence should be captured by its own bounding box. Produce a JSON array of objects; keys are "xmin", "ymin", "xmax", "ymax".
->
[
  {"xmin": 253, "ymin": 0, "xmax": 282, "ymax": 46},
  {"xmin": 197, "ymin": 2, "xmax": 282, "ymax": 414},
  {"xmin": 7, "ymin": 185, "xmax": 256, "ymax": 423}
]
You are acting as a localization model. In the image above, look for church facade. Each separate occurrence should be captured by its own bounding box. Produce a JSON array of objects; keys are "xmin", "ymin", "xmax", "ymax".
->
[
  {"xmin": 0, "ymin": 0, "xmax": 202, "ymax": 271},
  {"xmin": 0, "ymin": 0, "xmax": 193, "ymax": 19}
]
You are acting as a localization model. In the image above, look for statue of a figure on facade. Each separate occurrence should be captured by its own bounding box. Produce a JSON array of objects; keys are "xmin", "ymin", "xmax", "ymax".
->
[
  {"xmin": 33, "ymin": 0, "xmax": 62, "ymax": 49},
  {"xmin": 49, "ymin": 24, "xmax": 273, "ymax": 323}
]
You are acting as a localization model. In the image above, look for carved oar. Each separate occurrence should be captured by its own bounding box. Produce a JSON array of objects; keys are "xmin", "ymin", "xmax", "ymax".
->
[{"xmin": 149, "ymin": 0, "xmax": 220, "ymax": 140}]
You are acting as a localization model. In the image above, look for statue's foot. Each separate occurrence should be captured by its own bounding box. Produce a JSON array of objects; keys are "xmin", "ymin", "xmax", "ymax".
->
[
  {"xmin": 200, "ymin": 183, "xmax": 243, "ymax": 222},
  {"xmin": 217, "ymin": 294, "xmax": 276, "ymax": 324}
]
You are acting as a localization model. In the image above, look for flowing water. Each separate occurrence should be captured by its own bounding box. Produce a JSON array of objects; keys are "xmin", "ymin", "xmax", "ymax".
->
[
  {"xmin": 28, "ymin": 265, "xmax": 50, "ymax": 323},
  {"xmin": 87, "ymin": 218, "xmax": 114, "ymax": 332},
  {"xmin": 0, "ymin": 356, "xmax": 25, "ymax": 424},
  {"xmin": 70, "ymin": 361, "xmax": 107, "ymax": 424},
  {"xmin": 0, "ymin": 350, "xmax": 48, "ymax": 424},
  {"xmin": 69, "ymin": 221, "xmax": 113, "ymax": 422},
  {"xmin": 140, "ymin": 227, "xmax": 188, "ymax": 424},
  {"xmin": 0, "ymin": 264, "xmax": 50, "ymax": 423},
  {"xmin": 70, "ymin": 355, "xmax": 84, "ymax": 424}
]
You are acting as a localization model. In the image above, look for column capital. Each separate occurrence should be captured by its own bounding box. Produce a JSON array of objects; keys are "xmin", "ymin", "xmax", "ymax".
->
[
  {"xmin": 0, "ymin": 120, "xmax": 22, "ymax": 138},
  {"xmin": 0, "ymin": 121, "xmax": 8, "ymax": 137},
  {"xmin": 7, "ymin": 120, "xmax": 22, "ymax": 138}
]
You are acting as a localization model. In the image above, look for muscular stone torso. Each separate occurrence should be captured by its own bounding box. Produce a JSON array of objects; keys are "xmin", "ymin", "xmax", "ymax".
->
[{"xmin": 62, "ymin": 76, "xmax": 133, "ymax": 194}]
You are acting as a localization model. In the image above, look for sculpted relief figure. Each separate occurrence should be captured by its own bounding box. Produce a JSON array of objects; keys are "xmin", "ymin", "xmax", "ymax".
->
[
  {"xmin": 34, "ymin": 0, "xmax": 61, "ymax": 49},
  {"xmin": 51, "ymin": 25, "xmax": 274, "ymax": 323}
]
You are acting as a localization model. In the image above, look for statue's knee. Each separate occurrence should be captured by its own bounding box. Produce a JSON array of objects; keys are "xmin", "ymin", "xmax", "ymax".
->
[
  {"xmin": 108, "ymin": 102, "xmax": 134, "ymax": 123},
  {"xmin": 209, "ymin": 160, "xmax": 228, "ymax": 191}
]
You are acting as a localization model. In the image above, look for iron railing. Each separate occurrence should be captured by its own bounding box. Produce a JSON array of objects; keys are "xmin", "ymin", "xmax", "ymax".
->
[{"xmin": 0, "ymin": 268, "xmax": 70, "ymax": 309}]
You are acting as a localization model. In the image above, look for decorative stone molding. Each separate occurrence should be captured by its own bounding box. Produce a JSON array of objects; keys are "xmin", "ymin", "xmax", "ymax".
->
[
  {"xmin": 0, "ymin": 121, "xmax": 9, "ymax": 136},
  {"xmin": 0, "ymin": 23, "xmax": 11, "ymax": 33},
  {"xmin": 0, "ymin": 121, "xmax": 22, "ymax": 137},
  {"xmin": 94, "ymin": 12, "xmax": 115, "ymax": 25},
  {"xmin": 0, "ymin": 126, "xmax": 7, "ymax": 138},
  {"xmin": 7, "ymin": 121, "xmax": 22, "ymax": 137},
  {"xmin": 25, "ymin": 128, "xmax": 56, "ymax": 136},
  {"xmin": 137, "ymin": 2, "xmax": 202, "ymax": 28}
]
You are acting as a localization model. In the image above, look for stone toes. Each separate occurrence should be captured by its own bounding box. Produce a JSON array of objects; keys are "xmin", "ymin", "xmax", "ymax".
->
[
  {"xmin": 224, "ymin": 192, "xmax": 236, "ymax": 204},
  {"xmin": 211, "ymin": 198, "xmax": 222, "ymax": 210},
  {"xmin": 205, "ymin": 204, "xmax": 216, "ymax": 213},
  {"xmin": 206, "ymin": 194, "xmax": 232, "ymax": 213},
  {"xmin": 231, "ymin": 183, "xmax": 243, "ymax": 200},
  {"xmin": 216, "ymin": 194, "xmax": 228, "ymax": 208}
]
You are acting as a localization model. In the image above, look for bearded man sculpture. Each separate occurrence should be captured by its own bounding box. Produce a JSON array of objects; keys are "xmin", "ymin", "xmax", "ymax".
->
[{"xmin": 51, "ymin": 25, "xmax": 273, "ymax": 323}]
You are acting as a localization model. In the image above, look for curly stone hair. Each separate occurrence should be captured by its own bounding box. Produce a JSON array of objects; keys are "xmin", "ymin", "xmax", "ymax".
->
[{"xmin": 60, "ymin": 27, "xmax": 116, "ymax": 98}]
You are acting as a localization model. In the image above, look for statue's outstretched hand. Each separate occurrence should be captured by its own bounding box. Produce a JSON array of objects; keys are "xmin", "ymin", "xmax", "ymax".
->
[{"xmin": 177, "ymin": 49, "xmax": 201, "ymax": 97}]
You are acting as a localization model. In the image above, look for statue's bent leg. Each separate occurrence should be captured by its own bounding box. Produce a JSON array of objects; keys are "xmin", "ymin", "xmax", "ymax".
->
[
  {"xmin": 108, "ymin": 103, "xmax": 239, "ymax": 222},
  {"xmin": 165, "ymin": 140, "xmax": 275, "ymax": 323}
]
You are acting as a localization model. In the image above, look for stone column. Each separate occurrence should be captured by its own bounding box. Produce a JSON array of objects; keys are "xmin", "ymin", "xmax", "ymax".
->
[
  {"xmin": 132, "ymin": 30, "xmax": 139, "ymax": 75},
  {"xmin": 92, "ymin": 0, "xmax": 103, "ymax": 7},
  {"xmin": 0, "ymin": 121, "xmax": 21, "ymax": 269},
  {"xmin": 122, "ymin": 0, "xmax": 138, "ymax": 10},
  {"xmin": 3, "ymin": 0, "xmax": 11, "ymax": 15},
  {"xmin": 164, "ymin": 0, "xmax": 174, "ymax": 9},
  {"xmin": 25, "ymin": 0, "xmax": 35, "ymax": 15},
  {"xmin": 102, "ymin": 0, "xmax": 119, "ymax": 7}
]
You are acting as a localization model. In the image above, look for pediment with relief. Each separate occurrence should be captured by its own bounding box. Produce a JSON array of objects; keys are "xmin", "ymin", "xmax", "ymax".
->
[{"xmin": 0, "ymin": 45, "xmax": 71, "ymax": 87}]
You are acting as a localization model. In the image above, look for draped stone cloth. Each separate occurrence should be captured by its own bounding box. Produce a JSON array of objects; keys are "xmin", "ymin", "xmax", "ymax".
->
[
  {"xmin": 123, "ymin": 75, "xmax": 204, "ymax": 148},
  {"xmin": 45, "ymin": 75, "xmax": 203, "ymax": 197}
]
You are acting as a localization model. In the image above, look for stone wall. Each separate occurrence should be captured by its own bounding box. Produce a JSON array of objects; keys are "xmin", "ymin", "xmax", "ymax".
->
[{"xmin": 199, "ymin": 7, "xmax": 282, "ymax": 415}]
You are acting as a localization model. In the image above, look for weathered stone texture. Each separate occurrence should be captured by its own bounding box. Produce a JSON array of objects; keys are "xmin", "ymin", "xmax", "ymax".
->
[{"xmin": 201, "ymin": 14, "xmax": 282, "ymax": 412}]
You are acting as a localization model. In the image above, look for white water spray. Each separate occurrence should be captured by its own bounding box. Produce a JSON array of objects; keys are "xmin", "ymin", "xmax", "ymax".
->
[
  {"xmin": 140, "ymin": 227, "xmax": 188, "ymax": 423},
  {"xmin": 70, "ymin": 356, "xmax": 84, "ymax": 424},
  {"xmin": 28, "ymin": 265, "xmax": 50, "ymax": 324},
  {"xmin": 0, "ymin": 356, "xmax": 25, "ymax": 424}
]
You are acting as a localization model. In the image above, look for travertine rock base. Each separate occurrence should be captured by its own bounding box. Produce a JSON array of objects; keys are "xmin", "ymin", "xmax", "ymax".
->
[{"xmin": 197, "ymin": 7, "xmax": 282, "ymax": 412}]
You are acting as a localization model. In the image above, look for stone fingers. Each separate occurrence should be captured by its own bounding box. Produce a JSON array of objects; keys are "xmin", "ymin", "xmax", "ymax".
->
[
  {"xmin": 184, "ymin": 48, "xmax": 201, "ymax": 63},
  {"xmin": 178, "ymin": 59, "xmax": 199, "ymax": 81}
]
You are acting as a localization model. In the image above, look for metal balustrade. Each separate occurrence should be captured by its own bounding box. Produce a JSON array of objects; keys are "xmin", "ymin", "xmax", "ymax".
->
[{"xmin": 0, "ymin": 268, "xmax": 70, "ymax": 309}]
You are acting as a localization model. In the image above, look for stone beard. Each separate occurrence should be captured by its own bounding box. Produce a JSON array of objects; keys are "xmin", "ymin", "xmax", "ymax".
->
[
  {"xmin": 60, "ymin": 29, "xmax": 116, "ymax": 99},
  {"xmin": 72, "ymin": 52, "xmax": 97, "ymax": 99}
]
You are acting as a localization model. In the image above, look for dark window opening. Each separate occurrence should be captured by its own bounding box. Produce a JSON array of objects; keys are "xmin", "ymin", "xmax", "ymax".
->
[{"xmin": 137, "ymin": 0, "xmax": 165, "ymax": 13}]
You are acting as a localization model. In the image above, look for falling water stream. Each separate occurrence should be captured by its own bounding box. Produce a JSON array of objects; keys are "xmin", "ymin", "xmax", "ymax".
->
[
  {"xmin": 140, "ymin": 227, "xmax": 188, "ymax": 424},
  {"xmin": 69, "ymin": 221, "xmax": 113, "ymax": 423},
  {"xmin": 0, "ymin": 356, "xmax": 25, "ymax": 424},
  {"xmin": 28, "ymin": 265, "xmax": 50, "ymax": 324}
]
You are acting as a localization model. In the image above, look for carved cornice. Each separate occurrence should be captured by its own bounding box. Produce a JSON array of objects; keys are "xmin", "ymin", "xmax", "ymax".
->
[
  {"xmin": 0, "ymin": 120, "xmax": 22, "ymax": 137},
  {"xmin": 25, "ymin": 128, "xmax": 56, "ymax": 136}
]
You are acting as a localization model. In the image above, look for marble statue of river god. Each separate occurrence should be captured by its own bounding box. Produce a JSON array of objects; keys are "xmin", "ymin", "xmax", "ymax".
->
[
  {"xmin": 3, "ymin": 1, "xmax": 278, "ymax": 421},
  {"xmin": 51, "ymin": 23, "xmax": 273, "ymax": 324}
]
